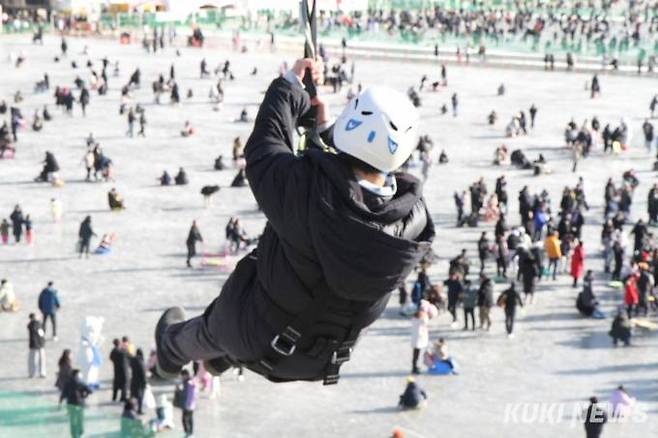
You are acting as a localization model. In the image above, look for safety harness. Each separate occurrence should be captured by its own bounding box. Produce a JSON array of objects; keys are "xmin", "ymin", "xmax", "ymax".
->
[
  {"xmin": 245, "ymin": 280, "xmax": 362, "ymax": 386},
  {"xmin": 234, "ymin": 248, "xmax": 362, "ymax": 385}
]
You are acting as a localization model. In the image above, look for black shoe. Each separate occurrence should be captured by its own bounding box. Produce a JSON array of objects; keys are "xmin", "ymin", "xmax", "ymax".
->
[
  {"xmin": 155, "ymin": 307, "xmax": 186, "ymax": 379},
  {"xmin": 412, "ymin": 367, "xmax": 421, "ymax": 375}
]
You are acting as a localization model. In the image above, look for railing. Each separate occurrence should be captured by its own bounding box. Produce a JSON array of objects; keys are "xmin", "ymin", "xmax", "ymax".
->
[
  {"xmin": 4, "ymin": 6, "xmax": 657, "ymax": 66},
  {"xmin": 2, "ymin": 20, "xmax": 51, "ymax": 34}
]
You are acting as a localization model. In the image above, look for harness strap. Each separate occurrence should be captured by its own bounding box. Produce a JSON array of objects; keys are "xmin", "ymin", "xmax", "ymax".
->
[
  {"xmin": 268, "ymin": 287, "xmax": 332, "ymax": 357},
  {"xmin": 321, "ymin": 326, "xmax": 360, "ymax": 385},
  {"xmin": 244, "ymin": 280, "xmax": 362, "ymax": 385}
]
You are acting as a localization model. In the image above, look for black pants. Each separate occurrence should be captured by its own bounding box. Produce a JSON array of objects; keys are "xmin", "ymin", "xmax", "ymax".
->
[
  {"xmin": 42, "ymin": 312, "xmax": 56, "ymax": 337},
  {"xmin": 612, "ymin": 263, "xmax": 622, "ymax": 281},
  {"xmin": 650, "ymin": 212, "xmax": 658, "ymax": 224},
  {"xmin": 79, "ymin": 238, "xmax": 91, "ymax": 256},
  {"xmin": 161, "ymin": 313, "xmax": 230, "ymax": 370},
  {"xmin": 586, "ymin": 429, "xmax": 604, "ymax": 438},
  {"xmin": 112, "ymin": 378, "xmax": 127, "ymax": 402},
  {"xmin": 182, "ymin": 409, "xmax": 194, "ymax": 434},
  {"xmin": 186, "ymin": 243, "xmax": 196, "ymax": 266},
  {"xmin": 463, "ymin": 307, "xmax": 475, "ymax": 330},
  {"xmin": 505, "ymin": 310, "xmax": 516, "ymax": 334},
  {"xmin": 398, "ymin": 286, "xmax": 408, "ymax": 306},
  {"xmin": 131, "ymin": 386, "xmax": 144, "ymax": 414},
  {"xmin": 612, "ymin": 334, "xmax": 630, "ymax": 347},
  {"xmin": 496, "ymin": 258, "xmax": 507, "ymax": 277},
  {"xmin": 412, "ymin": 348, "xmax": 420, "ymax": 372},
  {"xmin": 447, "ymin": 302, "xmax": 457, "ymax": 322}
]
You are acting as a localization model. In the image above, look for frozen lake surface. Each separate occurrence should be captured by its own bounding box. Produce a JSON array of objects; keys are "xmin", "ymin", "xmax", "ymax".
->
[{"xmin": 0, "ymin": 34, "xmax": 657, "ymax": 438}]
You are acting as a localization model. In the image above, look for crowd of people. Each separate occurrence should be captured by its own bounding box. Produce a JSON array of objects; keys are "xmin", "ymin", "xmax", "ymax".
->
[
  {"xmin": 30, "ymin": 309, "xmax": 221, "ymax": 437},
  {"xmin": 1, "ymin": 15, "xmax": 656, "ymax": 437},
  {"xmin": 263, "ymin": 1, "xmax": 658, "ymax": 70}
]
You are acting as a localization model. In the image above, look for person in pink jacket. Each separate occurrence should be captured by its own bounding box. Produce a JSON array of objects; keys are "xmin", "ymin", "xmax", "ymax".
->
[
  {"xmin": 610, "ymin": 385, "xmax": 636, "ymax": 417},
  {"xmin": 571, "ymin": 241, "xmax": 585, "ymax": 287}
]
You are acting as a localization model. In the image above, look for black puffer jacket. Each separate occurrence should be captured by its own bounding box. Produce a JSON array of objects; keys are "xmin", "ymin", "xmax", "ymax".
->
[{"xmin": 205, "ymin": 77, "xmax": 434, "ymax": 381}]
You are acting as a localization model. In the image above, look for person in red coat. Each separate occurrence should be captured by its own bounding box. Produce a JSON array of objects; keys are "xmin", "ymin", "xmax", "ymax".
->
[
  {"xmin": 624, "ymin": 272, "xmax": 640, "ymax": 319},
  {"xmin": 571, "ymin": 241, "xmax": 585, "ymax": 287}
]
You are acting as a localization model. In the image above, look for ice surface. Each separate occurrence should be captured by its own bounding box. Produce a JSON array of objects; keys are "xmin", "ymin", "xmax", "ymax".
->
[{"xmin": 0, "ymin": 34, "xmax": 656, "ymax": 438}]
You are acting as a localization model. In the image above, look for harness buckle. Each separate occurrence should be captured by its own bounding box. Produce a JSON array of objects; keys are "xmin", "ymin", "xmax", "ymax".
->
[
  {"xmin": 270, "ymin": 326, "xmax": 301, "ymax": 356},
  {"xmin": 323, "ymin": 343, "xmax": 353, "ymax": 385},
  {"xmin": 331, "ymin": 345, "xmax": 352, "ymax": 365}
]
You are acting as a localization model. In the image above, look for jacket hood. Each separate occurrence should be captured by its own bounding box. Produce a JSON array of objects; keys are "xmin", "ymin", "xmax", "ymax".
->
[
  {"xmin": 306, "ymin": 151, "xmax": 434, "ymax": 301},
  {"xmin": 308, "ymin": 150, "xmax": 423, "ymax": 223}
]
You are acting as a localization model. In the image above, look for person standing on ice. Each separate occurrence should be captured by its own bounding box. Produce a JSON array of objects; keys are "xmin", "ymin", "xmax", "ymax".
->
[
  {"xmin": 10, "ymin": 205, "xmax": 24, "ymax": 243},
  {"xmin": 138, "ymin": 111, "xmax": 146, "ymax": 137},
  {"xmin": 51, "ymin": 198, "xmax": 63, "ymax": 222},
  {"xmin": 27, "ymin": 313, "xmax": 46, "ymax": 377},
  {"xmin": 129, "ymin": 349, "xmax": 147, "ymax": 414},
  {"xmin": 410, "ymin": 304, "xmax": 437, "ymax": 374},
  {"xmin": 79, "ymin": 86, "xmax": 90, "ymax": 117},
  {"xmin": 571, "ymin": 241, "xmax": 585, "ymax": 288},
  {"xmin": 185, "ymin": 221, "xmax": 203, "ymax": 268},
  {"xmin": 78, "ymin": 216, "xmax": 96, "ymax": 258},
  {"xmin": 180, "ymin": 369, "xmax": 198, "ymax": 436},
  {"xmin": 109, "ymin": 338, "xmax": 129, "ymax": 403},
  {"xmin": 38, "ymin": 281, "xmax": 61, "ymax": 340},
  {"xmin": 0, "ymin": 219, "xmax": 10, "ymax": 245},
  {"xmin": 155, "ymin": 58, "xmax": 433, "ymax": 385},
  {"xmin": 24, "ymin": 214, "xmax": 34, "ymax": 245},
  {"xmin": 584, "ymin": 396, "xmax": 607, "ymax": 438},
  {"xmin": 477, "ymin": 273, "xmax": 494, "ymax": 330},
  {"xmin": 59, "ymin": 369, "xmax": 92, "ymax": 438},
  {"xmin": 497, "ymin": 282, "xmax": 523, "ymax": 338},
  {"xmin": 126, "ymin": 107, "xmax": 135, "ymax": 137}
]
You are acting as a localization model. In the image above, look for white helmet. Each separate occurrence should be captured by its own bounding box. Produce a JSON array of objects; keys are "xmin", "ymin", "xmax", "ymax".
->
[{"xmin": 333, "ymin": 86, "xmax": 419, "ymax": 173}]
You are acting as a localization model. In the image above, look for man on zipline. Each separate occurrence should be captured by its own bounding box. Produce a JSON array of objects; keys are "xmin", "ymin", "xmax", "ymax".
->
[{"xmin": 155, "ymin": 58, "xmax": 434, "ymax": 385}]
